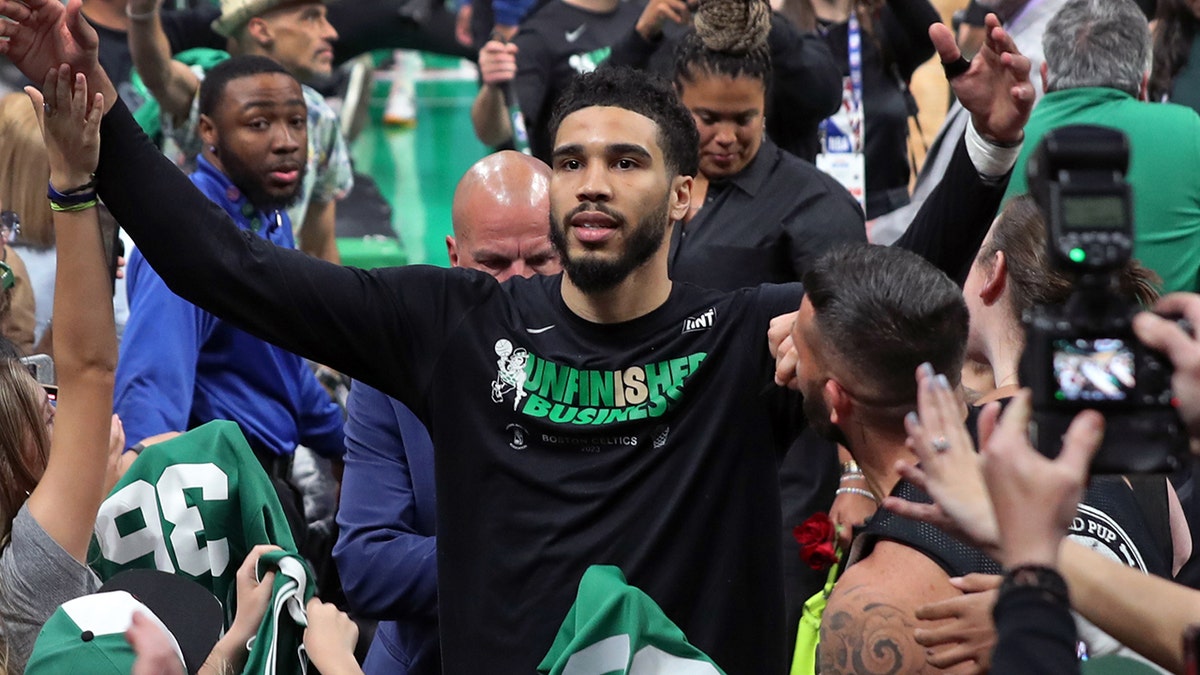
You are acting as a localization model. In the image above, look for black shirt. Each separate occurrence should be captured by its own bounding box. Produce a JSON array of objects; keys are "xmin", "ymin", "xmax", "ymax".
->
[
  {"xmin": 96, "ymin": 98, "xmax": 1008, "ymax": 675},
  {"xmin": 668, "ymin": 137, "xmax": 866, "ymax": 290},
  {"xmin": 605, "ymin": 12, "xmax": 843, "ymax": 162},
  {"xmin": 992, "ymin": 583, "xmax": 1081, "ymax": 675},
  {"xmin": 512, "ymin": 0, "xmax": 644, "ymax": 160}
]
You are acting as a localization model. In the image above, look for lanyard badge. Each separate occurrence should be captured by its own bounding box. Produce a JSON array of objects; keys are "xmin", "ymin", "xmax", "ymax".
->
[{"xmin": 817, "ymin": 11, "xmax": 867, "ymax": 214}]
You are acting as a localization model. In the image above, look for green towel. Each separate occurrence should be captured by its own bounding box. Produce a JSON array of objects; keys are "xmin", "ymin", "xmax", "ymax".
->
[
  {"xmin": 538, "ymin": 565, "xmax": 726, "ymax": 675},
  {"xmin": 132, "ymin": 48, "xmax": 232, "ymax": 139},
  {"xmin": 244, "ymin": 549, "xmax": 314, "ymax": 675}
]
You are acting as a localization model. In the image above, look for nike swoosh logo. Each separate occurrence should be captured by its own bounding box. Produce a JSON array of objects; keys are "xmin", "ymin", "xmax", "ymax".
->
[
  {"xmin": 565, "ymin": 24, "xmax": 586, "ymax": 43},
  {"xmin": 526, "ymin": 325, "xmax": 556, "ymax": 334}
]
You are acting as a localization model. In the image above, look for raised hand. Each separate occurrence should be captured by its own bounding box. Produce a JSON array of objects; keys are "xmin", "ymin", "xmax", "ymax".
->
[
  {"xmin": 885, "ymin": 363, "xmax": 1001, "ymax": 554},
  {"xmin": 479, "ymin": 39, "xmax": 519, "ymax": 87},
  {"xmin": 25, "ymin": 64, "xmax": 103, "ymax": 191},
  {"xmin": 0, "ymin": 0, "xmax": 116, "ymax": 111},
  {"xmin": 930, "ymin": 13, "xmax": 1035, "ymax": 145},
  {"xmin": 636, "ymin": 0, "xmax": 692, "ymax": 40}
]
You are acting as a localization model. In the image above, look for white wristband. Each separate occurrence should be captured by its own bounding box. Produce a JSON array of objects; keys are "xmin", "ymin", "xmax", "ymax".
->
[{"xmin": 966, "ymin": 121, "xmax": 1022, "ymax": 180}]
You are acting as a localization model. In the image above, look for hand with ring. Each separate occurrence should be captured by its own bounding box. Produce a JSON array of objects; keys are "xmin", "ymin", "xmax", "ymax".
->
[
  {"xmin": 882, "ymin": 362, "xmax": 1002, "ymax": 556},
  {"xmin": 25, "ymin": 63, "xmax": 103, "ymax": 191}
]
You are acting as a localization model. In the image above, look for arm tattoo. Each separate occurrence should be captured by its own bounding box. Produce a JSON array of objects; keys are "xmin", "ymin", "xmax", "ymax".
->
[{"xmin": 819, "ymin": 584, "xmax": 931, "ymax": 675}]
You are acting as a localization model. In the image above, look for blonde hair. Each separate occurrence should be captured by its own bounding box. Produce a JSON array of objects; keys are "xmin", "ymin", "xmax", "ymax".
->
[{"xmin": 0, "ymin": 94, "xmax": 53, "ymax": 248}]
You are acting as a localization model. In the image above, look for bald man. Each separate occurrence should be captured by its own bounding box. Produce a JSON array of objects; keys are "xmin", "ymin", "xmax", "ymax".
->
[
  {"xmin": 446, "ymin": 151, "xmax": 558, "ymax": 280},
  {"xmin": 333, "ymin": 151, "xmax": 560, "ymax": 675}
]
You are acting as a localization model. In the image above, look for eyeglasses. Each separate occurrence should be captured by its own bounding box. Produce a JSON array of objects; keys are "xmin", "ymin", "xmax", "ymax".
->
[{"xmin": 0, "ymin": 211, "xmax": 19, "ymax": 244}]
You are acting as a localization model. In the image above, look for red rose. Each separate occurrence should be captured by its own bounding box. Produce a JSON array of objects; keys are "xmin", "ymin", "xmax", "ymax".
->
[
  {"xmin": 793, "ymin": 512, "xmax": 839, "ymax": 571},
  {"xmin": 802, "ymin": 541, "xmax": 839, "ymax": 571}
]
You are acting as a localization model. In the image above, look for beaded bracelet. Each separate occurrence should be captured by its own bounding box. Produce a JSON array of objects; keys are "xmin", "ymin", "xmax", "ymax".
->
[
  {"xmin": 50, "ymin": 198, "xmax": 99, "ymax": 213},
  {"xmin": 48, "ymin": 177, "xmax": 97, "ymax": 205},
  {"xmin": 835, "ymin": 486, "xmax": 878, "ymax": 503}
]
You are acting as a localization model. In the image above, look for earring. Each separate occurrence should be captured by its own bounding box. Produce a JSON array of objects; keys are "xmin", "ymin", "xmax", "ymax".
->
[{"xmin": 209, "ymin": 145, "xmax": 218, "ymax": 155}]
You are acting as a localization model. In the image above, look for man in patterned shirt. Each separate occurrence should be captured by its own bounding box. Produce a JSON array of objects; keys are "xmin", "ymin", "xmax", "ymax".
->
[{"xmin": 125, "ymin": 0, "xmax": 352, "ymax": 262}]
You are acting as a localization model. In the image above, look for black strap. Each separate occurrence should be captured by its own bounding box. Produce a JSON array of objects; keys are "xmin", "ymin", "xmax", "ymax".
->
[{"xmin": 1127, "ymin": 475, "xmax": 1173, "ymax": 565}]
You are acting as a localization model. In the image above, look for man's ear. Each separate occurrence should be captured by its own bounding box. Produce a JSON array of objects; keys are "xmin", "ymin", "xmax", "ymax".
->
[
  {"xmin": 826, "ymin": 378, "xmax": 852, "ymax": 428},
  {"xmin": 668, "ymin": 175, "xmax": 692, "ymax": 222},
  {"xmin": 446, "ymin": 235, "xmax": 460, "ymax": 268},
  {"xmin": 244, "ymin": 17, "xmax": 275, "ymax": 50},
  {"xmin": 979, "ymin": 250, "xmax": 1007, "ymax": 305},
  {"xmin": 198, "ymin": 114, "xmax": 218, "ymax": 150}
]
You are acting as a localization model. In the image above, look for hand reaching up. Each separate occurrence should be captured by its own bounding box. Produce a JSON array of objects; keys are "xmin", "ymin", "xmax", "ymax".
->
[
  {"xmin": 25, "ymin": 64, "xmax": 103, "ymax": 190},
  {"xmin": 0, "ymin": 0, "xmax": 117, "ymax": 111}
]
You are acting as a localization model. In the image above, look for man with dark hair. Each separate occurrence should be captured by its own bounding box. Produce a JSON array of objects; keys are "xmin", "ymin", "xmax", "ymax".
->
[
  {"xmin": 782, "ymin": 246, "xmax": 990, "ymax": 675},
  {"xmin": 798, "ymin": 245, "xmax": 971, "ymax": 437},
  {"xmin": 126, "ymin": 0, "xmax": 352, "ymax": 263},
  {"xmin": 115, "ymin": 55, "xmax": 343, "ymax": 537},
  {"xmin": 0, "ymin": 3, "xmax": 1033, "ymax": 669},
  {"xmin": 785, "ymin": 241, "xmax": 1174, "ymax": 674}
]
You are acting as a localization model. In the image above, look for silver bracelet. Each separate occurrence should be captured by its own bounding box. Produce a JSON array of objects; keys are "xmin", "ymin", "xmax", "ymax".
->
[
  {"xmin": 839, "ymin": 471, "xmax": 866, "ymax": 483},
  {"xmin": 835, "ymin": 486, "xmax": 878, "ymax": 503}
]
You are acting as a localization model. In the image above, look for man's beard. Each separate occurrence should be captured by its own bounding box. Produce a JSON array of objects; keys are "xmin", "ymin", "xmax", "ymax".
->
[
  {"xmin": 803, "ymin": 389, "xmax": 850, "ymax": 448},
  {"xmin": 549, "ymin": 199, "xmax": 669, "ymax": 294},
  {"xmin": 217, "ymin": 140, "xmax": 305, "ymax": 212}
]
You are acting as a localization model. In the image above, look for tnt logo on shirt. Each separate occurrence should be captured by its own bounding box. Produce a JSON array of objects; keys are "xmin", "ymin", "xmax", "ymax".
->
[{"xmin": 683, "ymin": 307, "xmax": 716, "ymax": 334}]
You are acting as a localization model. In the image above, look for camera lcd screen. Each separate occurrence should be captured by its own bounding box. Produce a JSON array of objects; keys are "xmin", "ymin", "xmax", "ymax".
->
[
  {"xmin": 1052, "ymin": 338, "xmax": 1135, "ymax": 402},
  {"xmin": 1060, "ymin": 194, "xmax": 1127, "ymax": 230}
]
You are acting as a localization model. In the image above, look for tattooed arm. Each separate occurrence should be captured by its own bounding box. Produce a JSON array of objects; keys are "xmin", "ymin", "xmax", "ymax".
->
[{"xmin": 820, "ymin": 541, "xmax": 967, "ymax": 675}]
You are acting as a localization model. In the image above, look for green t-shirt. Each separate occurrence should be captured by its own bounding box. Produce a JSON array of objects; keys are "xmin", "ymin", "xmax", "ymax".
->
[{"xmin": 1002, "ymin": 87, "xmax": 1200, "ymax": 293}]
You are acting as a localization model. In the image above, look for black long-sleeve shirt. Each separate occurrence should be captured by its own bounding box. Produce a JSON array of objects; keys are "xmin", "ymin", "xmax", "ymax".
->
[
  {"xmin": 96, "ymin": 96, "xmax": 1008, "ymax": 674},
  {"xmin": 992, "ymin": 583, "xmax": 1081, "ymax": 675}
]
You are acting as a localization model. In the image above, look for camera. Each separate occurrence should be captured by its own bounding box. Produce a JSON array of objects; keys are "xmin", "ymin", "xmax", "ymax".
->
[{"xmin": 1019, "ymin": 125, "xmax": 1188, "ymax": 474}]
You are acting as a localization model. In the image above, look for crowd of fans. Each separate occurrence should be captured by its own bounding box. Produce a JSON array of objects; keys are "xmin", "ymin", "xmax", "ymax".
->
[{"xmin": 0, "ymin": 0, "xmax": 1198, "ymax": 674}]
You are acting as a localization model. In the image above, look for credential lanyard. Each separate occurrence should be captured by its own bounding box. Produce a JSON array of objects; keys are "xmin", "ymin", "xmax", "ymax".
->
[
  {"xmin": 846, "ymin": 10, "xmax": 864, "ymax": 151},
  {"xmin": 817, "ymin": 12, "xmax": 865, "ymax": 153},
  {"xmin": 817, "ymin": 11, "xmax": 867, "ymax": 213}
]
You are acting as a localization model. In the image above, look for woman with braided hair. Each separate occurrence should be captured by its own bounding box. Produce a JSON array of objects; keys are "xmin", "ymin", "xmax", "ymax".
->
[
  {"xmin": 667, "ymin": 0, "xmax": 866, "ymax": 291},
  {"xmin": 605, "ymin": 0, "xmax": 843, "ymax": 162}
]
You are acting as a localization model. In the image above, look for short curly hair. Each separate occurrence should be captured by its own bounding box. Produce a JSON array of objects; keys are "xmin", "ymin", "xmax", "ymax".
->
[{"xmin": 547, "ymin": 67, "xmax": 700, "ymax": 177}]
